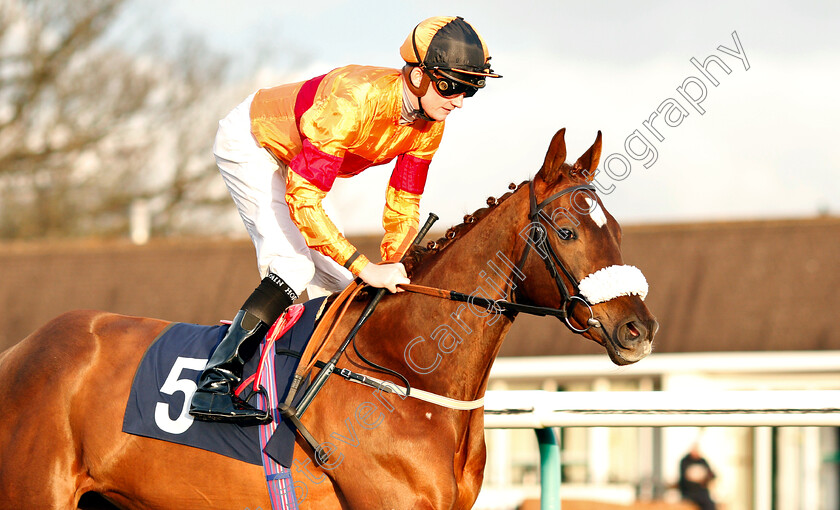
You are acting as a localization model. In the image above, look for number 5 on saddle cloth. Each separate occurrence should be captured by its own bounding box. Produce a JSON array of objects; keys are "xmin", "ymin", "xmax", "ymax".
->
[{"xmin": 122, "ymin": 296, "xmax": 325, "ymax": 468}]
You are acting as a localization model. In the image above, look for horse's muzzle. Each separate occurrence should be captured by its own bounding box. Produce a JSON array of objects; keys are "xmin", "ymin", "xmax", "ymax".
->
[{"xmin": 607, "ymin": 317, "xmax": 657, "ymax": 365}]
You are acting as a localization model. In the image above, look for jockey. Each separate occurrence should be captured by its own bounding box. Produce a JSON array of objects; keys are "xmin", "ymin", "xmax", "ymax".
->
[{"xmin": 189, "ymin": 16, "xmax": 501, "ymax": 424}]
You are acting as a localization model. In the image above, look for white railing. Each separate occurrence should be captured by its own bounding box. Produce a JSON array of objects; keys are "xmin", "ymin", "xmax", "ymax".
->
[
  {"xmin": 483, "ymin": 390, "xmax": 840, "ymax": 428},
  {"xmin": 481, "ymin": 390, "xmax": 840, "ymax": 510}
]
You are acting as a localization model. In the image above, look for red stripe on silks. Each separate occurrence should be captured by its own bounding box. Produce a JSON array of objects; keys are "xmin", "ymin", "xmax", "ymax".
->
[
  {"xmin": 390, "ymin": 154, "xmax": 430, "ymax": 195},
  {"xmin": 339, "ymin": 151, "xmax": 376, "ymax": 176},
  {"xmin": 291, "ymin": 73, "xmax": 343, "ymax": 192},
  {"xmin": 289, "ymin": 139, "xmax": 342, "ymax": 191},
  {"xmin": 294, "ymin": 74, "xmax": 327, "ymax": 137}
]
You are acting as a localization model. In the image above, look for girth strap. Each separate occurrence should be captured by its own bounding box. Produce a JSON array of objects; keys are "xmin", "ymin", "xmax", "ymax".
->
[{"xmin": 315, "ymin": 360, "xmax": 485, "ymax": 411}]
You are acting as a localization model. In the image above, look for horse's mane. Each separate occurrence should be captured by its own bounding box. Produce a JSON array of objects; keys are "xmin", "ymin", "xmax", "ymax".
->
[{"xmin": 402, "ymin": 179, "xmax": 529, "ymax": 275}]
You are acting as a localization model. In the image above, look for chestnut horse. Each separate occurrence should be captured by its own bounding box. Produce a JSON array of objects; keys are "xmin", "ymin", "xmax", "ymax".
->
[{"xmin": 0, "ymin": 129, "xmax": 656, "ymax": 509}]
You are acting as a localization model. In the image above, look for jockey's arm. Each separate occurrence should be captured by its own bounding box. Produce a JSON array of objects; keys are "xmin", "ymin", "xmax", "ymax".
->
[
  {"xmin": 285, "ymin": 80, "xmax": 433, "ymax": 293},
  {"xmin": 284, "ymin": 166, "xmax": 368, "ymax": 274},
  {"xmin": 380, "ymin": 153, "xmax": 430, "ymax": 262},
  {"xmin": 285, "ymin": 148, "xmax": 409, "ymax": 293}
]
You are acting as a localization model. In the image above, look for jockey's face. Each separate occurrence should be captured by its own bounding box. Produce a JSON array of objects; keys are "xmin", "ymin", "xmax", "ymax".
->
[{"xmin": 410, "ymin": 67, "xmax": 464, "ymax": 122}]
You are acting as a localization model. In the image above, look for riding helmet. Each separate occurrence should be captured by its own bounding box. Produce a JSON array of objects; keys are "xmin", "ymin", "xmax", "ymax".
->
[{"xmin": 400, "ymin": 16, "xmax": 501, "ymax": 96}]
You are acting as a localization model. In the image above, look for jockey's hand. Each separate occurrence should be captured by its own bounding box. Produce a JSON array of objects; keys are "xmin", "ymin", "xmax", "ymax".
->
[{"xmin": 359, "ymin": 262, "xmax": 409, "ymax": 293}]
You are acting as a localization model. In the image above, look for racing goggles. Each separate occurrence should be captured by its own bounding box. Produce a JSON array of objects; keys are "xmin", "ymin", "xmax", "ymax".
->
[{"xmin": 426, "ymin": 68, "xmax": 485, "ymax": 98}]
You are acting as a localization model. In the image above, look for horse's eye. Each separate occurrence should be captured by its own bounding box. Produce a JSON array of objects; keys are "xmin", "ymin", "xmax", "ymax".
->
[{"xmin": 557, "ymin": 228, "xmax": 576, "ymax": 240}]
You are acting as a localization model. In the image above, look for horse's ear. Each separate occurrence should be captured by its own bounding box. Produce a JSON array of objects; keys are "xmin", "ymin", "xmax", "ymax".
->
[
  {"xmin": 572, "ymin": 130, "xmax": 602, "ymax": 181},
  {"xmin": 537, "ymin": 128, "xmax": 567, "ymax": 184}
]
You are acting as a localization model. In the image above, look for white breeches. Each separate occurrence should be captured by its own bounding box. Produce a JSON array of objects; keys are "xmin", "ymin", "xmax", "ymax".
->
[{"xmin": 213, "ymin": 94, "xmax": 354, "ymax": 297}]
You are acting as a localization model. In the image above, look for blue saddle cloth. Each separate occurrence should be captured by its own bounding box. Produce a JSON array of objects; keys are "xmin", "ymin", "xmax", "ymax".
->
[{"xmin": 122, "ymin": 297, "xmax": 325, "ymax": 467}]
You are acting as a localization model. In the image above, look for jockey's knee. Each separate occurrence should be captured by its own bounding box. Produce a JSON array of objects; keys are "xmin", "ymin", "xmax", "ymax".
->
[{"xmin": 265, "ymin": 261, "xmax": 315, "ymax": 298}]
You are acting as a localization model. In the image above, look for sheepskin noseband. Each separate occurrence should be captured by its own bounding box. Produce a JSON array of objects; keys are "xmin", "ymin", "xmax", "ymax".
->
[{"xmin": 578, "ymin": 265, "xmax": 649, "ymax": 304}]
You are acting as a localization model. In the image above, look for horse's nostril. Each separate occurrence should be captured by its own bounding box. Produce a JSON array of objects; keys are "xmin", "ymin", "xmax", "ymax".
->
[{"xmin": 616, "ymin": 320, "xmax": 648, "ymax": 348}]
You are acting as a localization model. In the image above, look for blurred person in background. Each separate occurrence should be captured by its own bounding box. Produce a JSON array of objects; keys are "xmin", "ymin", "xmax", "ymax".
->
[{"xmin": 679, "ymin": 443, "xmax": 717, "ymax": 510}]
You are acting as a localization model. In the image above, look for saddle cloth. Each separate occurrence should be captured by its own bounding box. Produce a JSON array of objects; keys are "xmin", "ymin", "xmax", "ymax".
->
[{"xmin": 122, "ymin": 296, "xmax": 325, "ymax": 467}]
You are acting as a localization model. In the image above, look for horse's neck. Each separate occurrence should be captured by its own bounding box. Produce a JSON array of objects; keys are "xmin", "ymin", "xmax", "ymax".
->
[{"xmin": 401, "ymin": 189, "xmax": 528, "ymax": 399}]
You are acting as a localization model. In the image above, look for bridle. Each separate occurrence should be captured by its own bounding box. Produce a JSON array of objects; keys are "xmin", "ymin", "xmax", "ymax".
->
[{"xmin": 400, "ymin": 180, "xmax": 602, "ymax": 334}]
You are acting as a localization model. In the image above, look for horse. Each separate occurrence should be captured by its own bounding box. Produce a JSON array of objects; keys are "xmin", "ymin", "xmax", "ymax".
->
[{"xmin": 0, "ymin": 128, "xmax": 657, "ymax": 509}]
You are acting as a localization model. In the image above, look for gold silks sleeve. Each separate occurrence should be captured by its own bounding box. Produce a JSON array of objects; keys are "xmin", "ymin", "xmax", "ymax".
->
[
  {"xmin": 381, "ymin": 186, "xmax": 421, "ymax": 262},
  {"xmin": 285, "ymin": 169, "xmax": 370, "ymax": 275}
]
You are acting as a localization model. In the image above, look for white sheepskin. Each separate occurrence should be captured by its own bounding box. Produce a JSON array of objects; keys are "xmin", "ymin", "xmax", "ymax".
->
[{"xmin": 578, "ymin": 265, "xmax": 649, "ymax": 304}]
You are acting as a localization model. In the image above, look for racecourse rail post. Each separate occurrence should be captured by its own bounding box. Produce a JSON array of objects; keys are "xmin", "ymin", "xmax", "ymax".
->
[
  {"xmin": 295, "ymin": 212, "xmax": 439, "ymax": 417},
  {"xmin": 535, "ymin": 428, "xmax": 561, "ymax": 510}
]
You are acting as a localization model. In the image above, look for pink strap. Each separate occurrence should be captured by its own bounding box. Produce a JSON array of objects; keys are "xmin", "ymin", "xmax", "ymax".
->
[{"xmin": 234, "ymin": 304, "xmax": 305, "ymax": 396}]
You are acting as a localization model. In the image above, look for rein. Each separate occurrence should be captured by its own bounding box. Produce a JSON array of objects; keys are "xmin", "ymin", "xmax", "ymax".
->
[{"xmin": 396, "ymin": 283, "xmax": 573, "ymax": 320}]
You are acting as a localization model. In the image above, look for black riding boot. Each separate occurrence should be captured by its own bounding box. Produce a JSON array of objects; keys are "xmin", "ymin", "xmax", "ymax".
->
[{"xmin": 189, "ymin": 273, "xmax": 298, "ymax": 425}]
